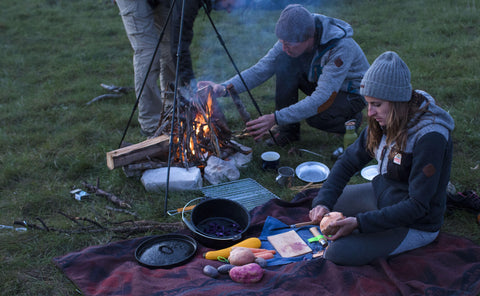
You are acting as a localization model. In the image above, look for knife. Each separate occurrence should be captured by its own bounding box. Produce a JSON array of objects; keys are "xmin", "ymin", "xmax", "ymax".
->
[{"xmin": 270, "ymin": 221, "xmax": 317, "ymax": 231}]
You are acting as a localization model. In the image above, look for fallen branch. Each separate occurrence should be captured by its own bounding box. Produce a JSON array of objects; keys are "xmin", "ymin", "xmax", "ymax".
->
[
  {"xmin": 105, "ymin": 206, "xmax": 139, "ymax": 218},
  {"xmin": 86, "ymin": 93, "xmax": 124, "ymax": 105},
  {"xmin": 100, "ymin": 83, "xmax": 133, "ymax": 94},
  {"xmin": 82, "ymin": 180, "xmax": 132, "ymax": 208},
  {"xmin": 14, "ymin": 219, "xmax": 184, "ymax": 235}
]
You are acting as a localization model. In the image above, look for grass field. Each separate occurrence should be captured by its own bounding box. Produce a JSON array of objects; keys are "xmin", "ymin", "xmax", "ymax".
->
[{"xmin": 1, "ymin": 0, "xmax": 479, "ymax": 294}]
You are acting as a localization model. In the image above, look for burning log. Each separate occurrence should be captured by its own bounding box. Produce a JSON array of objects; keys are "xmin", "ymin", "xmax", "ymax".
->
[
  {"xmin": 161, "ymin": 87, "xmax": 233, "ymax": 167},
  {"xmin": 226, "ymin": 84, "xmax": 251, "ymax": 123}
]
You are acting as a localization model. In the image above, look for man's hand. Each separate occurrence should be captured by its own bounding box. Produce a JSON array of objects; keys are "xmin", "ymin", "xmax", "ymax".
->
[
  {"xmin": 309, "ymin": 205, "xmax": 330, "ymax": 223},
  {"xmin": 326, "ymin": 217, "xmax": 358, "ymax": 241},
  {"xmin": 197, "ymin": 81, "xmax": 226, "ymax": 97},
  {"xmin": 245, "ymin": 114, "xmax": 275, "ymax": 141}
]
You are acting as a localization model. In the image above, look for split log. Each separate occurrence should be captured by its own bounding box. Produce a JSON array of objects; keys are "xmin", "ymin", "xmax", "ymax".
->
[
  {"xmin": 106, "ymin": 135, "xmax": 170, "ymax": 170},
  {"xmin": 226, "ymin": 84, "xmax": 251, "ymax": 123}
]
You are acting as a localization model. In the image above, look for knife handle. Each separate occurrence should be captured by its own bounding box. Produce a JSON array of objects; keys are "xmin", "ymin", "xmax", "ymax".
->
[
  {"xmin": 309, "ymin": 227, "xmax": 328, "ymax": 248},
  {"xmin": 166, "ymin": 205, "xmax": 196, "ymax": 216},
  {"xmin": 293, "ymin": 221, "xmax": 317, "ymax": 228},
  {"xmin": 309, "ymin": 226, "xmax": 321, "ymax": 237}
]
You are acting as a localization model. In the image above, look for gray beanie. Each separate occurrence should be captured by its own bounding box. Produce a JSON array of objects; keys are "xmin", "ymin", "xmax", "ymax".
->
[
  {"xmin": 275, "ymin": 4, "xmax": 315, "ymax": 43},
  {"xmin": 360, "ymin": 51, "xmax": 412, "ymax": 102}
]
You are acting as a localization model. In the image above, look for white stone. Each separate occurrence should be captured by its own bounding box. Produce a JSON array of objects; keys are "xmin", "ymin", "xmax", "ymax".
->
[
  {"xmin": 226, "ymin": 151, "xmax": 252, "ymax": 168},
  {"xmin": 141, "ymin": 166, "xmax": 202, "ymax": 192},
  {"xmin": 204, "ymin": 156, "xmax": 240, "ymax": 185}
]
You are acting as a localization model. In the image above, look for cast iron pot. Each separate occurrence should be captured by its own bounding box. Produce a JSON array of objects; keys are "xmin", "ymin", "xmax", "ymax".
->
[{"xmin": 182, "ymin": 197, "xmax": 251, "ymax": 249}]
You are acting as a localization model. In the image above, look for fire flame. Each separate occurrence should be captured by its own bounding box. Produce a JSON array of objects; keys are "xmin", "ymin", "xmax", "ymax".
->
[{"xmin": 175, "ymin": 90, "xmax": 218, "ymax": 166}]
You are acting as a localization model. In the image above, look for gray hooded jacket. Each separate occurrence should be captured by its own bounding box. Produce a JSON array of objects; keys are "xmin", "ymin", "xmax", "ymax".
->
[{"xmin": 222, "ymin": 14, "xmax": 369, "ymax": 125}]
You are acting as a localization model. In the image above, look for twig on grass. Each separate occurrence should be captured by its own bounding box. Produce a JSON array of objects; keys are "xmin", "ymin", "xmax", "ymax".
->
[
  {"xmin": 82, "ymin": 179, "xmax": 132, "ymax": 208},
  {"xmin": 105, "ymin": 206, "xmax": 139, "ymax": 218},
  {"xmin": 289, "ymin": 182, "xmax": 323, "ymax": 193},
  {"xmin": 13, "ymin": 216, "xmax": 184, "ymax": 236}
]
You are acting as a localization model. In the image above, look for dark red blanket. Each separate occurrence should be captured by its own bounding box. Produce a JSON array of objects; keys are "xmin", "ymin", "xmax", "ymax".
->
[{"xmin": 53, "ymin": 189, "xmax": 480, "ymax": 296}]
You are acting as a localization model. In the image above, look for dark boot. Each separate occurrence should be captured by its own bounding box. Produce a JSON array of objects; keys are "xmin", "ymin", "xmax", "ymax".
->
[
  {"xmin": 447, "ymin": 190, "xmax": 480, "ymax": 212},
  {"xmin": 265, "ymin": 123, "xmax": 300, "ymax": 147}
]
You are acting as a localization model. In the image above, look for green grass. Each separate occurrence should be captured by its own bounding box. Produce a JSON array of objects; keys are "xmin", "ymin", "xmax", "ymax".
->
[{"xmin": 0, "ymin": 0, "xmax": 479, "ymax": 294}]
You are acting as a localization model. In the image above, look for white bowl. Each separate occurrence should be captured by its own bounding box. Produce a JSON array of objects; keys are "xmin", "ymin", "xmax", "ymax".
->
[{"xmin": 361, "ymin": 165, "xmax": 379, "ymax": 181}]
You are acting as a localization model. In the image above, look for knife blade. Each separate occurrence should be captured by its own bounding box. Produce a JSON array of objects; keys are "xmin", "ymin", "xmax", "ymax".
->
[{"xmin": 270, "ymin": 221, "xmax": 317, "ymax": 231}]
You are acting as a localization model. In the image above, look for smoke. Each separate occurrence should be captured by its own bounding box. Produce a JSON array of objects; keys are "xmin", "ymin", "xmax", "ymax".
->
[{"xmin": 193, "ymin": 1, "xmax": 322, "ymax": 83}]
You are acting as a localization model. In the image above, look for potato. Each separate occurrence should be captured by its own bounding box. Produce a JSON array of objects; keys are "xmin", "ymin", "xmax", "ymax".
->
[
  {"xmin": 254, "ymin": 257, "xmax": 267, "ymax": 268},
  {"xmin": 229, "ymin": 263, "xmax": 264, "ymax": 283},
  {"xmin": 320, "ymin": 211, "xmax": 345, "ymax": 236},
  {"xmin": 228, "ymin": 247, "xmax": 255, "ymax": 266},
  {"xmin": 217, "ymin": 263, "xmax": 235, "ymax": 274},
  {"xmin": 203, "ymin": 265, "xmax": 219, "ymax": 278}
]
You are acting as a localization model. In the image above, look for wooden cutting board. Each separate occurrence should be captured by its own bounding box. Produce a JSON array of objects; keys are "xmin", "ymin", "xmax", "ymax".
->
[{"xmin": 267, "ymin": 230, "xmax": 312, "ymax": 257}]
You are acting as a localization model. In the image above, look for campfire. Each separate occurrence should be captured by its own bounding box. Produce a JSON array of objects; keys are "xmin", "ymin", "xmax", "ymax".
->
[
  {"xmin": 152, "ymin": 87, "xmax": 235, "ymax": 168},
  {"xmin": 106, "ymin": 85, "xmax": 252, "ymax": 184}
]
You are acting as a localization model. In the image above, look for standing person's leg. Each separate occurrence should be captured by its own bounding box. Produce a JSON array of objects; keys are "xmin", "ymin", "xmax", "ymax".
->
[
  {"xmin": 154, "ymin": 3, "xmax": 176, "ymax": 108},
  {"xmin": 117, "ymin": 0, "xmax": 163, "ymax": 136}
]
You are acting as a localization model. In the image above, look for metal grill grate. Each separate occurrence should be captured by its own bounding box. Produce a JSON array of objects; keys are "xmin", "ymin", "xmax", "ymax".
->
[{"xmin": 200, "ymin": 178, "xmax": 280, "ymax": 211}]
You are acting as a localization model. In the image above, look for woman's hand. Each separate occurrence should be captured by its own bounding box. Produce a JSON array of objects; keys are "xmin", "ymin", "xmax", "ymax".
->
[
  {"xmin": 245, "ymin": 114, "xmax": 276, "ymax": 141},
  {"xmin": 309, "ymin": 205, "xmax": 330, "ymax": 224},
  {"xmin": 326, "ymin": 217, "xmax": 358, "ymax": 241}
]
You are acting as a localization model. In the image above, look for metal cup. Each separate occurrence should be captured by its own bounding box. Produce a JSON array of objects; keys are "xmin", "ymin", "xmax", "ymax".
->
[
  {"xmin": 261, "ymin": 151, "xmax": 280, "ymax": 170},
  {"xmin": 276, "ymin": 166, "xmax": 295, "ymax": 188}
]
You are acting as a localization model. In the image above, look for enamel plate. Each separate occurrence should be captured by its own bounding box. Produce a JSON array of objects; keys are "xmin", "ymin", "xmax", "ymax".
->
[
  {"xmin": 361, "ymin": 165, "xmax": 379, "ymax": 181},
  {"xmin": 295, "ymin": 161, "xmax": 330, "ymax": 183}
]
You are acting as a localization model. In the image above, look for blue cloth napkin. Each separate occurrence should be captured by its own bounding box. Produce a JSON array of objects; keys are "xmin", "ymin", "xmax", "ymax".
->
[{"xmin": 259, "ymin": 216, "xmax": 326, "ymax": 266}]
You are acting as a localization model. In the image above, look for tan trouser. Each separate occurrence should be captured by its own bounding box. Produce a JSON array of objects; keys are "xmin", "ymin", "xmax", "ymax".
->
[{"xmin": 116, "ymin": 0, "xmax": 175, "ymax": 134}]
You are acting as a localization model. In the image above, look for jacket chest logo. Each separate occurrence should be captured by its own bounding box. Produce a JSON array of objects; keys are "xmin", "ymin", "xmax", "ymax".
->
[{"xmin": 393, "ymin": 153, "xmax": 402, "ymax": 165}]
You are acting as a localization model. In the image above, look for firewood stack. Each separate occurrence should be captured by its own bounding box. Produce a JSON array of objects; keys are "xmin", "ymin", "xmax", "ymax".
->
[
  {"xmin": 154, "ymin": 86, "xmax": 236, "ymax": 168},
  {"xmin": 107, "ymin": 86, "xmax": 250, "ymax": 173}
]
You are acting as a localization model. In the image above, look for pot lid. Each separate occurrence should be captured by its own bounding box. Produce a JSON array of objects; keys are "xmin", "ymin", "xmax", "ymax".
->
[{"xmin": 135, "ymin": 234, "xmax": 197, "ymax": 268}]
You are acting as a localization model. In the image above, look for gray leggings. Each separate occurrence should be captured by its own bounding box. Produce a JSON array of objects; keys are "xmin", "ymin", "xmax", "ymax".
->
[{"xmin": 324, "ymin": 183, "xmax": 439, "ymax": 266}]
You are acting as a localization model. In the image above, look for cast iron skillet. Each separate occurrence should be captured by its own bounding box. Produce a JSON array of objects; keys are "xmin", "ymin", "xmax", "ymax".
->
[{"xmin": 135, "ymin": 234, "xmax": 197, "ymax": 268}]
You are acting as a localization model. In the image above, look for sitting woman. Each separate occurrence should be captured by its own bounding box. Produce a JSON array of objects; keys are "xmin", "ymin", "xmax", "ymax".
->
[{"xmin": 309, "ymin": 51, "xmax": 455, "ymax": 265}]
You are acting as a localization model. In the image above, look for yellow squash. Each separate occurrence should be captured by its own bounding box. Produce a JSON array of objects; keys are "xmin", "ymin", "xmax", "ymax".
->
[{"xmin": 203, "ymin": 237, "xmax": 261, "ymax": 260}]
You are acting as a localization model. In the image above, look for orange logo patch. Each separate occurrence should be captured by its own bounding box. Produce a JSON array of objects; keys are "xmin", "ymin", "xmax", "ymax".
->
[{"xmin": 422, "ymin": 163, "xmax": 436, "ymax": 177}]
